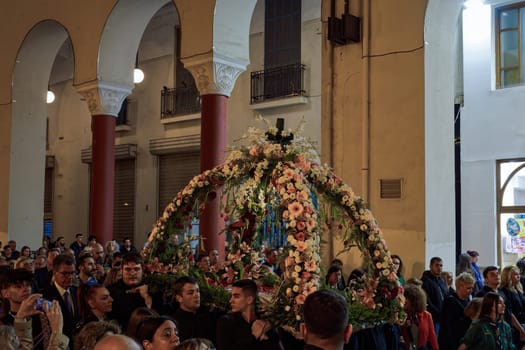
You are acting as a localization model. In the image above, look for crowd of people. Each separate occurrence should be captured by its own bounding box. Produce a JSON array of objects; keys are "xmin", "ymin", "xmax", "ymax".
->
[
  {"xmin": 0, "ymin": 236, "xmax": 353, "ymax": 350},
  {"xmin": 3, "ymin": 234, "xmax": 525, "ymax": 350},
  {"xmin": 383, "ymin": 252, "xmax": 524, "ymax": 350},
  {"xmin": 321, "ymin": 251, "xmax": 525, "ymax": 350}
]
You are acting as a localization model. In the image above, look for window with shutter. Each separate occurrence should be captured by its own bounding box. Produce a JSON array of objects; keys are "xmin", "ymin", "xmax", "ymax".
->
[
  {"xmin": 113, "ymin": 159, "xmax": 136, "ymax": 244},
  {"xmin": 158, "ymin": 152, "xmax": 200, "ymax": 216},
  {"xmin": 264, "ymin": 0, "xmax": 301, "ymax": 69}
]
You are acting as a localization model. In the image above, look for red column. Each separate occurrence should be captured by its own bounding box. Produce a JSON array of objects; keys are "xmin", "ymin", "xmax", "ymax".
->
[
  {"xmin": 89, "ymin": 114, "xmax": 115, "ymax": 245},
  {"xmin": 199, "ymin": 94, "xmax": 227, "ymax": 258}
]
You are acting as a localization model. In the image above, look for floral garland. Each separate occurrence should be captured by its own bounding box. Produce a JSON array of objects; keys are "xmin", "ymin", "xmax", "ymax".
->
[{"xmin": 145, "ymin": 117, "xmax": 404, "ymax": 332}]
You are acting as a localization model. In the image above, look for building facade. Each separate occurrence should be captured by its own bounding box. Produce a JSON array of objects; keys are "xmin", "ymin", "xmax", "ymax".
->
[{"xmin": 1, "ymin": 0, "xmax": 523, "ymax": 278}]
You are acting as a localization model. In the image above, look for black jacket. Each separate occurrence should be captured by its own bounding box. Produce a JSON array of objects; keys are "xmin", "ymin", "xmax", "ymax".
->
[
  {"xmin": 438, "ymin": 292, "xmax": 471, "ymax": 350},
  {"xmin": 216, "ymin": 312, "xmax": 281, "ymax": 350},
  {"xmin": 107, "ymin": 279, "xmax": 162, "ymax": 331},
  {"xmin": 43, "ymin": 283, "xmax": 81, "ymax": 345},
  {"xmin": 170, "ymin": 306, "xmax": 219, "ymax": 343},
  {"xmin": 421, "ymin": 270, "xmax": 447, "ymax": 322},
  {"xmin": 34, "ymin": 267, "xmax": 53, "ymax": 293}
]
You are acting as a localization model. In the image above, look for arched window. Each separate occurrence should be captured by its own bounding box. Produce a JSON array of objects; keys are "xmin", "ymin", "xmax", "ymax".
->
[{"xmin": 497, "ymin": 158, "xmax": 525, "ymax": 266}]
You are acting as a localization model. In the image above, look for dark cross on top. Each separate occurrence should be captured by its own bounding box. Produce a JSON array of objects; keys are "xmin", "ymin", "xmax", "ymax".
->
[{"xmin": 266, "ymin": 118, "xmax": 294, "ymax": 145}]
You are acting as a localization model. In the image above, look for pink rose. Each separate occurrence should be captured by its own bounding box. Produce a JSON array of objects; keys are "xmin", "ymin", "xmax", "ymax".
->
[{"xmin": 295, "ymin": 294, "xmax": 306, "ymax": 305}]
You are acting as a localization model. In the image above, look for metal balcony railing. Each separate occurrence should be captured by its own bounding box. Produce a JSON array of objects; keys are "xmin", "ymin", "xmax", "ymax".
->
[
  {"xmin": 250, "ymin": 63, "xmax": 306, "ymax": 104},
  {"xmin": 161, "ymin": 85, "xmax": 201, "ymax": 119}
]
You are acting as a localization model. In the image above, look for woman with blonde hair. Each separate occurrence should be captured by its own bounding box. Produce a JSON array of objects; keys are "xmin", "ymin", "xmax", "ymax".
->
[
  {"xmin": 500, "ymin": 265, "xmax": 525, "ymax": 347},
  {"xmin": 14, "ymin": 256, "xmax": 34, "ymax": 272}
]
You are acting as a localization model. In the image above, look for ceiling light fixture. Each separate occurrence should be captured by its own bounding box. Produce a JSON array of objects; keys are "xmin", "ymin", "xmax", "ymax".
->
[
  {"xmin": 133, "ymin": 53, "xmax": 144, "ymax": 84},
  {"xmin": 46, "ymin": 89, "xmax": 55, "ymax": 104}
]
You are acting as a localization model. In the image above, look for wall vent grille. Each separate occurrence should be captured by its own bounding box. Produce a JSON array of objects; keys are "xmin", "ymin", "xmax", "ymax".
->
[{"xmin": 380, "ymin": 179, "xmax": 402, "ymax": 199}]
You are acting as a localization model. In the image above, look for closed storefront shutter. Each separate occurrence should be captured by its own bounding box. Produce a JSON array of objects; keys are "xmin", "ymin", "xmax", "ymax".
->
[
  {"xmin": 44, "ymin": 167, "xmax": 54, "ymax": 218},
  {"xmin": 158, "ymin": 152, "xmax": 200, "ymax": 216},
  {"xmin": 44, "ymin": 166, "xmax": 54, "ymax": 236},
  {"xmin": 113, "ymin": 159, "xmax": 136, "ymax": 244}
]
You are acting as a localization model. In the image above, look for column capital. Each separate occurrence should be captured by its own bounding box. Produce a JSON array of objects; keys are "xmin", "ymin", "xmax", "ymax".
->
[
  {"xmin": 76, "ymin": 81, "xmax": 133, "ymax": 116},
  {"xmin": 182, "ymin": 51, "xmax": 247, "ymax": 97}
]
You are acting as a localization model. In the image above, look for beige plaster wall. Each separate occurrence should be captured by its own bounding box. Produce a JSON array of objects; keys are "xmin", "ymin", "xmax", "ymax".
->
[
  {"xmin": 0, "ymin": 0, "xmax": 431, "ymax": 275},
  {"xmin": 321, "ymin": 0, "xmax": 427, "ymax": 279},
  {"xmin": 47, "ymin": 81, "xmax": 91, "ymax": 240}
]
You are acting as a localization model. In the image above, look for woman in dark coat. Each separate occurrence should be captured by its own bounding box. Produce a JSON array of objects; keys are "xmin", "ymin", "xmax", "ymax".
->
[{"xmin": 438, "ymin": 272, "xmax": 475, "ymax": 350}]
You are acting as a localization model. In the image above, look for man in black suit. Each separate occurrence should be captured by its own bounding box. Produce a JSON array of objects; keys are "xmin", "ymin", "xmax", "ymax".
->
[
  {"xmin": 34, "ymin": 248, "xmax": 61, "ymax": 292},
  {"xmin": 43, "ymin": 253, "xmax": 81, "ymax": 345}
]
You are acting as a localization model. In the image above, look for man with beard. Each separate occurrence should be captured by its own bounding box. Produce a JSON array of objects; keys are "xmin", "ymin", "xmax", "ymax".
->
[
  {"xmin": 77, "ymin": 253, "xmax": 99, "ymax": 285},
  {"xmin": 107, "ymin": 252, "xmax": 158, "ymax": 330},
  {"xmin": 91, "ymin": 243, "xmax": 106, "ymax": 282},
  {"xmin": 169, "ymin": 276, "xmax": 218, "ymax": 343}
]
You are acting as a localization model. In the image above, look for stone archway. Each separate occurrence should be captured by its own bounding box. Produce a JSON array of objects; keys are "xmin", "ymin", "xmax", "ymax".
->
[
  {"xmin": 9, "ymin": 20, "xmax": 70, "ymax": 249},
  {"xmin": 73, "ymin": 0, "xmax": 261, "ymax": 247},
  {"xmin": 77, "ymin": 0, "xmax": 175, "ymax": 244},
  {"xmin": 96, "ymin": 0, "xmax": 172, "ymax": 88}
]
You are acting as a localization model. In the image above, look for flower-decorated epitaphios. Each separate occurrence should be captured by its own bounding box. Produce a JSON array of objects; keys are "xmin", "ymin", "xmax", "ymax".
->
[{"xmin": 145, "ymin": 116, "xmax": 404, "ymax": 333}]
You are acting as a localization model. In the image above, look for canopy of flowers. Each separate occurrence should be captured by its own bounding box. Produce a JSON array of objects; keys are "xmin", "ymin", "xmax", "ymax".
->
[{"xmin": 144, "ymin": 117, "xmax": 404, "ymax": 333}]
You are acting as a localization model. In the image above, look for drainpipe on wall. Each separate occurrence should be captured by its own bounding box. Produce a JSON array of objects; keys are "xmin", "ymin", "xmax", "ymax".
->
[
  {"xmin": 327, "ymin": 0, "xmax": 337, "ymax": 260},
  {"xmin": 361, "ymin": 0, "xmax": 371, "ymax": 207},
  {"xmin": 329, "ymin": 0, "xmax": 336, "ymax": 168}
]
